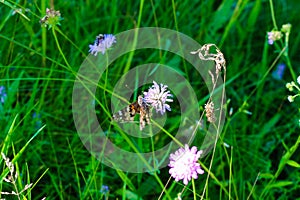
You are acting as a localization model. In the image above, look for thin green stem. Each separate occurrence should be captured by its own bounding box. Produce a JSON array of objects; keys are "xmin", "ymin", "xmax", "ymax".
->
[
  {"xmin": 192, "ymin": 179, "xmax": 196, "ymax": 200},
  {"xmin": 52, "ymin": 27, "xmax": 71, "ymax": 70},
  {"xmin": 171, "ymin": 0, "xmax": 189, "ymax": 81},
  {"xmin": 283, "ymin": 30, "xmax": 296, "ymax": 80},
  {"xmin": 41, "ymin": 1, "xmax": 46, "ymax": 67},
  {"xmin": 269, "ymin": 0, "xmax": 278, "ymax": 30},
  {"xmin": 149, "ymin": 125, "xmax": 157, "ymax": 170}
]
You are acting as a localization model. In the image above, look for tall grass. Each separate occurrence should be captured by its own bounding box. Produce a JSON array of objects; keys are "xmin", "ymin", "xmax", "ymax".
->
[{"xmin": 0, "ymin": 0, "xmax": 300, "ymax": 199}]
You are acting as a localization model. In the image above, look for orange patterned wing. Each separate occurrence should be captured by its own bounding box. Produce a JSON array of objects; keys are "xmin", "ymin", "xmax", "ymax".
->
[{"xmin": 113, "ymin": 96, "xmax": 151, "ymax": 130}]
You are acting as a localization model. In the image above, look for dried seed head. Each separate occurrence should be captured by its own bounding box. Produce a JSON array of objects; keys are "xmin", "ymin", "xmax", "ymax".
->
[
  {"xmin": 191, "ymin": 44, "xmax": 226, "ymax": 74},
  {"xmin": 205, "ymin": 101, "xmax": 216, "ymax": 123}
]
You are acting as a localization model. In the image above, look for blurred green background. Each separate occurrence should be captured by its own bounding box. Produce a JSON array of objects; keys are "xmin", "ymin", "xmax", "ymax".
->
[{"xmin": 0, "ymin": 0, "xmax": 300, "ymax": 199}]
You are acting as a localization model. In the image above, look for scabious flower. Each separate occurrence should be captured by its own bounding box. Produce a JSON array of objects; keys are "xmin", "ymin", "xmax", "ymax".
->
[
  {"xmin": 168, "ymin": 144, "xmax": 204, "ymax": 185},
  {"xmin": 40, "ymin": 8, "xmax": 62, "ymax": 28},
  {"xmin": 0, "ymin": 86, "xmax": 7, "ymax": 103},
  {"xmin": 143, "ymin": 81, "xmax": 173, "ymax": 115},
  {"xmin": 267, "ymin": 30, "xmax": 282, "ymax": 45},
  {"xmin": 89, "ymin": 34, "xmax": 116, "ymax": 56}
]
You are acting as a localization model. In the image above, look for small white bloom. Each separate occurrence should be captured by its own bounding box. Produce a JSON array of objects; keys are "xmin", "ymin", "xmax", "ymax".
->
[
  {"xmin": 223, "ymin": 142, "xmax": 230, "ymax": 148},
  {"xmin": 143, "ymin": 81, "xmax": 173, "ymax": 115},
  {"xmin": 287, "ymin": 95, "xmax": 294, "ymax": 102},
  {"xmin": 281, "ymin": 23, "xmax": 291, "ymax": 33},
  {"xmin": 286, "ymin": 82, "xmax": 294, "ymax": 91},
  {"xmin": 297, "ymin": 76, "xmax": 300, "ymax": 85},
  {"xmin": 267, "ymin": 31, "xmax": 282, "ymax": 45}
]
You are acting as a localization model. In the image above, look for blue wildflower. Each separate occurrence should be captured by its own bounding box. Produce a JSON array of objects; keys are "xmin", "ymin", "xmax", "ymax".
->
[
  {"xmin": 100, "ymin": 185, "xmax": 109, "ymax": 194},
  {"xmin": 272, "ymin": 63, "xmax": 286, "ymax": 80},
  {"xmin": 0, "ymin": 86, "xmax": 7, "ymax": 103}
]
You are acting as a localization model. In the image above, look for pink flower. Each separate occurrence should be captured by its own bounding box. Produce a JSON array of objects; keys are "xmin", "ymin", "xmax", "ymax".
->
[{"xmin": 168, "ymin": 144, "xmax": 204, "ymax": 185}]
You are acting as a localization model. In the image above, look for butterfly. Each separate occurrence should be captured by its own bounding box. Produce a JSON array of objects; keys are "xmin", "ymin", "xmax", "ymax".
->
[
  {"xmin": 95, "ymin": 34, "xmax": 104, "ymax": 45},
  {"xmin": 113, "ymin": 95, "xmax": 152, "ymax": 130}
]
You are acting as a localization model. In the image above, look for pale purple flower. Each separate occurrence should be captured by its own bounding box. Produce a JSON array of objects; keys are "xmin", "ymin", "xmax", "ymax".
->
[
  {"xmin": 267, "ymin": 32, "xmax": 274, "ymax": 45},
  {"xmin": 89, "ymin": 34, "xmax": 116, "ymax": 56},
  {"xmin": 0, "ymin": 86, "xmax": 7, "ymax": 103},
  {"xmin": 168, "ymin": 144, "xmax": 204, "ymax": 185},
  {"xmin": 143, "ymin": 81, "xmax": 173, "ymax": 115},
  {"xmin": 267, "ymin": 30, "xmax": 282, "ymax": 45}
]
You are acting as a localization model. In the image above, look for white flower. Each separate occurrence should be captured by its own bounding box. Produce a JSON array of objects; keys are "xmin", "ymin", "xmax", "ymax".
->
[
  {"xmin": 287, "ymin": 95, "xmax": 294, "ymax": 102},
  {"xmin": 267, "ymin": 31, "xmax": 282, "ymax": 45},
  {"xmin": 286, "ymin": 82, "xmax": 294, "ymax": 92},
  {"xmin": 89, "ymin": 34, "xmax": 116, "ymax": 56},
  {"xmin": 143, "ymin": 81, "xmax": 173, "ymax": 115},
  {"xmin": 281, "ymin": 23, "xmax": 292, "ymax": 33},
  {"xmin": 297, "ymin": 76, "xmax": 300, "ymax": 85}
]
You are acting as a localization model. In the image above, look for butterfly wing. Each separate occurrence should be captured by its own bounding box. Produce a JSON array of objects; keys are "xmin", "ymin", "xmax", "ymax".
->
[
  {"xmin": 138, "ymin": 96, "xmax": 151, "ymax": 130},
  {"xmin": 113, "ymin": 101, "xmax": 140, "ymax": 122},
  {"xmin": 113, "ymin": 96, "xmax": 151, "ymax": 130}
]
